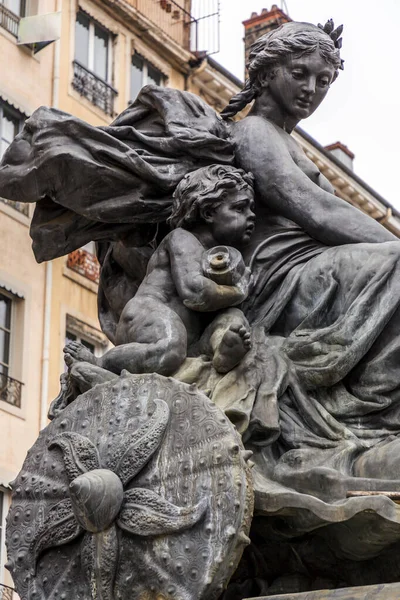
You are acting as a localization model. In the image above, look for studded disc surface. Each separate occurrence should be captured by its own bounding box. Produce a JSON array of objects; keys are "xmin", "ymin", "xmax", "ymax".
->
[{"xmin": 7, "ymin": 373, "xmax": 253, "ymax": 600}]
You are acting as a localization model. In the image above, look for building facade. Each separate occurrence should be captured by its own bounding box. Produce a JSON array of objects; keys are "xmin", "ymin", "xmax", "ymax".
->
[{"xmin": 0, "ymin": 2, "xmax": 399, "ymax": 596}]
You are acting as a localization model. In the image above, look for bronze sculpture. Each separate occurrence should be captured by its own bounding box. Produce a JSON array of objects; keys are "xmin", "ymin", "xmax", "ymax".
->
[{"xmin": 3, "ymin": 17, "xmax": 400, "ymax": 599}]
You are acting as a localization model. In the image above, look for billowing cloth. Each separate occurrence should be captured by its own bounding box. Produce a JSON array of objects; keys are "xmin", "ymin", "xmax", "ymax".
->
[{"xmin": 0, "ymin": 85, "xmax": 234, "ymax": 262}]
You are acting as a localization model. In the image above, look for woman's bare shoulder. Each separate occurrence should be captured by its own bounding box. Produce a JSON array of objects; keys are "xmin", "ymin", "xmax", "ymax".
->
[
  {"xmin": 231, "ymin": 116, "xmax": 295, "ymax": 175},
  {"xmin": 232, "ymin": 115, "xmax": 279, "ymax": 138}
]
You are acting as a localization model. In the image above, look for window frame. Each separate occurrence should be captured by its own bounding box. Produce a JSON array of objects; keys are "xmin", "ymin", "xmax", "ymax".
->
[
  {"xmin": 0, "ymin": 100, "xmax": 29, "ymax": 217},
  {"xmin": 0, "ymin": 100, "xmax": 23, "ymax": 162},
  {"xmin": 129, "ymin": 51, "xmax": 165, "ymax": 104},
  {"xmin": 0, "ymin": 288, "xmax": 24, "ymax": 411},
  {"xmin": 0, "ymin": 292, "xmax": 12, "ymax": 378},
  {"xmin": 75, "ymin": 10, "xmax": 113, "ymax": 86},
  {"xmin": 0, "ymin": 0, "xmax": 26, "ymax": 17}
]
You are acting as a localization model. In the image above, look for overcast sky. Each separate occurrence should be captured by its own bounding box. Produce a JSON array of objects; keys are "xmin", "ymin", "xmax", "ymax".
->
[{"xmin": 212, "ymin": 0, "xmax": 400, "ymax": 208}]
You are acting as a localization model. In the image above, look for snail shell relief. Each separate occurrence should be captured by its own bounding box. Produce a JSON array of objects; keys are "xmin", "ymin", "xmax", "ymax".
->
[{"xmin": 69, "ymin": 469, "xmax": 124, "ymax": 533}]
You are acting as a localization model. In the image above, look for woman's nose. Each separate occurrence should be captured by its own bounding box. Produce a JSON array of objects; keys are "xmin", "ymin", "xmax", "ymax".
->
[{"xmin": 302, "ymin": 76, "xmax": 317, "ymax": 95}]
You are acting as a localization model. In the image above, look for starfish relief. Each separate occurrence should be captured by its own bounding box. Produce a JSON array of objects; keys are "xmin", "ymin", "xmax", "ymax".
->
[{"xmin": 29, "ymin": 398, "xmax": 208, "ymax": 599}]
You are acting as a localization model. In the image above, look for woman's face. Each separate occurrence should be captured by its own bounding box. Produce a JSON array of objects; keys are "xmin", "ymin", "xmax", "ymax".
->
[{"xmin": 264, "ymin": 50, "xmax": 336, "ymax": 120}]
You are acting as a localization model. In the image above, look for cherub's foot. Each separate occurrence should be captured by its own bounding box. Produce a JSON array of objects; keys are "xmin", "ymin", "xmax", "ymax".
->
[
  {"xmin": 64, "ymin": 341, "xmax": 99, "ymax": 367},
  {"xmin": 213, "ymin": 324, "xmax": 251, "ymax": 374}
]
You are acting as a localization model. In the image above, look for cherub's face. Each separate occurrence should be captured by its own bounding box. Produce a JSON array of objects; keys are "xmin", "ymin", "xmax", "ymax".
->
[{"xmin": 207, "ymin": 188, "xmax": 255, "ymax": 246}]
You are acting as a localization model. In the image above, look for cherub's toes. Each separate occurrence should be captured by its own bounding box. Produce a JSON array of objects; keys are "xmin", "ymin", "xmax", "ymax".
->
[
  {"xmin": 230, "ymin": 323, "xmax": 242, "ymax": 334},
  {"xmin": 64, "ymin": 353, "xmax": 74, "ymax": 366},
  {"xmin": 64, "ymin": 341, "xmax": 77, "ymax": 352}
]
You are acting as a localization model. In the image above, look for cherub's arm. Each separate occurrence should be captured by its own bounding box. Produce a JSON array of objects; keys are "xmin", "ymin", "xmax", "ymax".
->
[{"xmin": 167, "ymin": 229, "xmax": 250, "ymax": 312}]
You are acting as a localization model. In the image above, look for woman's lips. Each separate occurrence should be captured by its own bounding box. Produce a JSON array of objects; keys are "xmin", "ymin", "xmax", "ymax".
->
[{"xmin": 296, "ymin": 98, "xmax": 312, "ymax": 108}]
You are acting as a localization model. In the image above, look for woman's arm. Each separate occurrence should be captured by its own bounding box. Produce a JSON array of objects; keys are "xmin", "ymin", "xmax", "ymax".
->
[{"xmin": 233, "ymin": 116, "xmax": 397, "ymax": 245}]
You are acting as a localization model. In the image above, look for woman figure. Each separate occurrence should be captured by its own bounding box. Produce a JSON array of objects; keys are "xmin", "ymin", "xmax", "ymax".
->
[{"xmin": 218, "ymin": 21, "xmax": 400, "ymax": 594}]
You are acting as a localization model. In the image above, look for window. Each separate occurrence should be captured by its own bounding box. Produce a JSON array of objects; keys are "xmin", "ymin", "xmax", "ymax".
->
[
  {"xmin": 67, "ymin": 243, "xmax": 100, "ymax": 283},
  {"xmin": 0, "ymin": 0, "xmax": 25, "ymax": 36},
  {"xmin": 75, "ymin": 11, "xmax": 111, "ymax": 83},
  {"xmin": 130, "ymin": 52, "xmax": 165, "ymax": 103},
  {"xmin": 0, "ymin": 293, "xmax": 11, "ymax": 378},
  {"xmin": 0, "ymin": 0, "xmax": 25, "ymax": 17},
  {"xmin": 0, "ymin": 101, "xmax": 28, "ymax": 216},
  {"xmin": 0, "ymin": 100, "xmax": 22, "ymax": 161},
  {"xmin": 72, "ymin": 11, "xmax": 117, "ymax": 115},
  {"xmin": 0, "ymin": 291, "xmax": 23, "ymax": 408}
]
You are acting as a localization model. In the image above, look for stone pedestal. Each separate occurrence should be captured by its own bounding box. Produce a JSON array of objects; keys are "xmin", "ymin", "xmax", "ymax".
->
[{"xmin": 245, "ymin": 581, "xmax": 400, "ymax": 599}]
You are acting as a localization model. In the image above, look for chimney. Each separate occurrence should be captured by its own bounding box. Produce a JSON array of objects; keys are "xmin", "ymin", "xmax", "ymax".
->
[
  {"xmin": 243, "ymin": 5, "xmax": 291, "ymax": 76},
  {"xmin": 325, "ymin": 141, "xmax": 355, "ymax": 171}
]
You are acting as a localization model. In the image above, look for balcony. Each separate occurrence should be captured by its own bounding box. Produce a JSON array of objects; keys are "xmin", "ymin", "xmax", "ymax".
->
[
  {"xmin": 72, "ymin": 60, "xmax": 117, "ymax": 116},
  {"xmin": 1, "ymin": 197, "xmax": 29, "ymax": 216},
  {"xmin": 0, "ymin": 584, "xmax": 14, "ymax": 600},
  {"xmin": 122, "ymin": 0, "xmax": 220, "ymax": 55},
  {"xmin": 0, "ymin": 4, "xmax": 20, "ymax": 37},
  {"xmin": 67, "ymin": 248, "xmax": 100, "ymax": 283},
  {"xmin": 0, "ymin": 373, "xmax": 23, "ymax": 408}
]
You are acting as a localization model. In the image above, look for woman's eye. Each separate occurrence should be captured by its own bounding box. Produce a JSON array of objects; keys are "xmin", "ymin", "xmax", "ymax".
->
[
  {"xmin": 318, "ymin": 78, "xmax": 330, "ymax": 88},
  {"xmin": 292, "ymin": 70, "xmax": 304, "ymax": 79}
]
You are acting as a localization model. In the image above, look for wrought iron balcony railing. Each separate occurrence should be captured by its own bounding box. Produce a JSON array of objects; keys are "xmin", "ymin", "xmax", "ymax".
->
[
  {"xmin": 0, "ymin": 4, "xmax": 20, "ymax": 37},
  {"xmin": 1, "ymin": 197, "xmax": 29, "ymax": 216},
  {"xmin": 0, "ymin": 373, "xmax": 23, "ymax": 408},
  {"xmin": 72, "ymin": 60, "xmax": 117, "ymax": 116},
  {"xmin": 67, "ymin": 249, "xmax": 100, "ymax": 283},
  {"xmin": 0, "ymin": 584, "xmax": 14, "ymax": 600},
  {"xmin": 122, "ymin": 0, "xmax": 220, "ymax": 55}
]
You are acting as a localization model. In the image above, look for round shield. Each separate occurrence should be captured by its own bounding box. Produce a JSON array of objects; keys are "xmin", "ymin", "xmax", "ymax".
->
[{"xmin": 7, "ymin": 372, "xmax": 253, "ymax": 600}]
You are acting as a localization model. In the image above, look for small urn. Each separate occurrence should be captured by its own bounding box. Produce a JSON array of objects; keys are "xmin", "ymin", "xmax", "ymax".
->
[{"xmin": 202, "ymin": 246, "xmax": 246, "ymax": 286}]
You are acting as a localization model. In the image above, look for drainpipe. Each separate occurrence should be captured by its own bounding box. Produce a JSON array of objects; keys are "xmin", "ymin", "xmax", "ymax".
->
[
  {"xmin": 40, "ymin": 0, "xmax": 61, "ymax": 430},
  {"xmin": 40, "ymin": 261, "xmax": 52, "ymax": 429}
]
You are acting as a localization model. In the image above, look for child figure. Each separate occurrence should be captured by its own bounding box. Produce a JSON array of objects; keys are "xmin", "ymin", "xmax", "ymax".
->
[{"xmin": 64, "ymin": 165, "xmax": 255, "ymax": 378}]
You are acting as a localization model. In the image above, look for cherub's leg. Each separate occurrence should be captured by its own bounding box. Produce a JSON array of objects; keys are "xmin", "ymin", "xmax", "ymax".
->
[
  {"xmin": 65, "ymin": 297, "xmax": 187, "ymax": 377},
  {"xmin": 194, "ymin": 308, "xmax": 251, "ymax": 374}
]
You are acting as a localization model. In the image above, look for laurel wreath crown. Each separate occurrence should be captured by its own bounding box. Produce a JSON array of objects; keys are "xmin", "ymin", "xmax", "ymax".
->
[{"xmin": 318, "ymin": 19, "xmax": 344, "ymax": 69}]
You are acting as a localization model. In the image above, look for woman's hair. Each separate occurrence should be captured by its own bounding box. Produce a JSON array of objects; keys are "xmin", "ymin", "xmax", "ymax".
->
[
  {"xmin": 169, "ymin": 165, "xmax": 254, "ymax": 230},
  {"xmin": 221, "ymin": 20, "xmax": 343, "ymax": 120}
]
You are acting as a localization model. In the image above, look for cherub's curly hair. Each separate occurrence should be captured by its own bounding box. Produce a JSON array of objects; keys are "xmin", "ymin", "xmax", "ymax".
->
[
  {"xmin": 221, "ymin": 20, "xmax": 343, "ymax": 120},
  {"xmin": 169, "ymin": 165, "xmax": 254, "ymax": 230}
]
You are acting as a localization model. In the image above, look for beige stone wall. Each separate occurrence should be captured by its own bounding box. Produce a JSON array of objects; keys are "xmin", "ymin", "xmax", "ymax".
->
[
  {"xmin": 0, "ymin": 207, "xmax": 46, "ymax": 589},
  {"xmin": 0, "ymin": 5, "xmax": 57, "ymax": 586}
]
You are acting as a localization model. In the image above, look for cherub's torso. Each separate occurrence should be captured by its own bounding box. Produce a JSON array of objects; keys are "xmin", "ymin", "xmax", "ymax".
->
[{"xmin": 130, "ymin": 229, "xmax": 206, "ymax": 345}]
